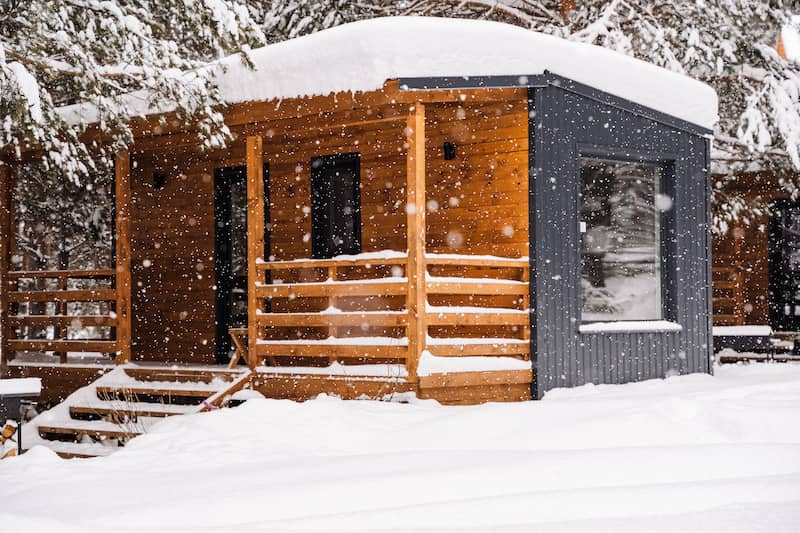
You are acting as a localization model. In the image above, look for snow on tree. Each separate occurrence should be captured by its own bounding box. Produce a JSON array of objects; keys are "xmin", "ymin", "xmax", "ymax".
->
[
  {"xmin": 1, "ymin": 0, "xmax": 264, "ymax": 182},
  {"xmin": 1, "ymin": 0, "xmax": 264, "ymax": 268},
  {"xmin": 4, "ymin": 0, "xmax": 799, "ymax": 264},
  {"xmin": 248, "ymin": 0, "xmax": 800, "ymax": 233}
]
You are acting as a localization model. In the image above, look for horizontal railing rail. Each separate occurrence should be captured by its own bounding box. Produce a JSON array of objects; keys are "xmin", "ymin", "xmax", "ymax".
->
[
  {"xmin": 424, "ymin": 254, "xmax": 530, "ymax": 359},
  {"xmin": 255, "ymin": 254, "xmax": 408, "ymax": 271},
  {"xmin": 711, "ymin": 265, "xmax": 745, "ymax": 326},
  {"xmin": 250, "ymin": 252, "xmax": 532, "ymax": 371},
  {"xmin": 251, "ymin": 253, "xmax": 411, "ymax": 367},
  {"xmin": 5, "ymin": 269, "xmax": 119, "ymax": 362},
  {"xmin": 7, "ymin": 269, "xmax": 116, "ymax": 280}
]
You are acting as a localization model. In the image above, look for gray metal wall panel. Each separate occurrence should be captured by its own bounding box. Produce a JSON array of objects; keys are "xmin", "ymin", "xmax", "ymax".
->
[{"xmin": 529, "ymin": 85, "xmax": 712, "ymax": 398}]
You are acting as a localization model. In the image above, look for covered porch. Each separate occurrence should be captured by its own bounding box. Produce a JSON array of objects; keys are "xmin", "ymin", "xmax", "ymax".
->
[
  {"xmin": 239, "ymin": 100, "xmax": 533, "ymax": 400},
  {"xmin": 1, "ymin": 85, "xmax": 534, "ymax": 404}
]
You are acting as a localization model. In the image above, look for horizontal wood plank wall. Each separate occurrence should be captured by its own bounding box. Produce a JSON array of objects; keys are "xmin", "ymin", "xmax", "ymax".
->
[
  {"xmin": 127, "ymin": 86, "xmax": 529, "ymax": 367},
  {"xmin": 425, "ymin": 100, "xmax": 530, "ymax": 258},
  {"xmin": 712, "ymin": 172, "xmax": 785, "ymax": 326},
  {"xmin": 423, "ymin": 99, "xmax": 531, "ymax": 346}
]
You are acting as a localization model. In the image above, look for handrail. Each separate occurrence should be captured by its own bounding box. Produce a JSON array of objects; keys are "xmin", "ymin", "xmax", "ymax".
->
[
  {"xmin": 7, "ymin": 269, "xmax": 116, "ymax": 280},
  {"xmin": 249, "ymin": 253, "xmax": 532, "ymax": 370},
  {"xmin": 255, "ymin": 255, "xmax": 407, "ymax": 271},
  {"xmin": 425, "ymin": 254, "xmax": 529, "ymax": 269},
  {"xmin": 5, "ymin": 268, "xmax": 120, "ymax": 361},
  {"xmin": 255, "ymin": 253, "xmax": 528, "ymax": 272}
]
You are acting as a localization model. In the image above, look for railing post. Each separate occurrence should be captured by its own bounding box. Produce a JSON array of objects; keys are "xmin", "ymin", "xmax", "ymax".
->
[
  {"xmin": 406, "ymin": 103, "xmax": 427, "ymax": 382},
  {"xmin": 246, "ymin": 136, "xmax": 265, "ymax": 370},
  {"xmin": 732, "ymin": 226, "xmax": 746, "ymax": 326},
  {"xmin": 114, "ymin": 152, "xmax": 132, "ymax": 364},
  {"xmin": 0, "ymin": 161, "xmax": 12, "ymax": 377},
  {"xmin": 327, "ymin": 265, "xmax": 337, "ymax": 364},
  {"xmin": 56, "ymin": 274, "xmax": 68, "ymax": 363}
]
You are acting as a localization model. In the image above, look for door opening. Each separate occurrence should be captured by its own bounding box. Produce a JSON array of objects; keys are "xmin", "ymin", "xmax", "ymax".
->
[
  {"xmin": 768, "ymin": 199, "xmax": 800, "ymax": 331},
  {"xmin": 213, "ymin": 164, "xmax": 269, "ymax": 364}
]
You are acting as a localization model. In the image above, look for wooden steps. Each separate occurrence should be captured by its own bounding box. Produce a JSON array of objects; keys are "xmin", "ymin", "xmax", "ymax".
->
[
  {"xmin": 69, "ymin": 402, "xmax": 195, "ymax": 419},
  {"xmin": 95, "ymin": 382, "xmax": 222, "ymax": 404},
  {"xmin": 38, "ymin": 419, "xmax": 151, "ymax": 441},
  {"xmin": 35, "ymin": 440, "xmax": 118, "ymax": 459},
  {"xmin": 24, "ymin": 366, "xmax": 250, "ymax": 458}
]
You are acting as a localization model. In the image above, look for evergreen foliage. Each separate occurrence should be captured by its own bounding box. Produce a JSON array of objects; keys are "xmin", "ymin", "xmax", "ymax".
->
[{"xmin": 2, "ymin": 0, "xmax": 800, "ymax": 268}]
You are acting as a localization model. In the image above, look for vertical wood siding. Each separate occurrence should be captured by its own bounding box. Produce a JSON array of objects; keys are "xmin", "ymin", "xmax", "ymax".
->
[{"xmin": 529, "ymin": 84, "xmax": 712, "ymax": 397}]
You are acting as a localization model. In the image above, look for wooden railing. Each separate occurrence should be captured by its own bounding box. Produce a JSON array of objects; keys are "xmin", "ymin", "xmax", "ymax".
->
[
  {"xmin": 253, "ymin": 254, "xmax": 410, "ymax": 367},
  {"xmin": 712, "ymin": 265, "xmax": 745, "ymax": 325},
  {"xmin": 4, "ymin": 269, "xmax": 119, "ymax": 361},
  {"xmin": 424, "ymin": 254, "xmax": 530, "ymax": 359},
  {"xmin": 250, "ymin": 253, "xmax": 531, "ymax": 376}
]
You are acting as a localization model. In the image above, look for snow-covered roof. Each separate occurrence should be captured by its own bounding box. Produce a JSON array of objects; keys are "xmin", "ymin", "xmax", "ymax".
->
[{"xmin": 62, "ymin": 17, "xmax": 718, "ymax": 130}]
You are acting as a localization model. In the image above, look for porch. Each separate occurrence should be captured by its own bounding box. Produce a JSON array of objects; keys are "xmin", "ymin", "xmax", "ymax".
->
[{"xmin": 0, "ymin": 91, "xmax": 534, "ymax": 404}]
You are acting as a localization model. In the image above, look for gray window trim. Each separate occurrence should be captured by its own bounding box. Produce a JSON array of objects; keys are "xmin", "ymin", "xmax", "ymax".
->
[{"xmin": 576, "ymin": 143, "xmax": 679, "ymax": 328}]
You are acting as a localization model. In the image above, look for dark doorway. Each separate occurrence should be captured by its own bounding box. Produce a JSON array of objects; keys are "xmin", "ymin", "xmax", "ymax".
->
[
  {"xmin": 213, "ymin": 165, "xmax": 269, "ymax": 364},
  {"xmin": 768, "ymin": 199, "xmax": 800, "ymax": 331},
  {"xmin": 311, "ymin": 153, "xmax": 361, "ymax": 259}
]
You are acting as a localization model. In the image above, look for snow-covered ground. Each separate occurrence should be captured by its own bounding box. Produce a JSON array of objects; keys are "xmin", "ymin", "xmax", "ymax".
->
[{"xmin": 2, "ymin": 363, "xmax": 800, "ymax": 532}]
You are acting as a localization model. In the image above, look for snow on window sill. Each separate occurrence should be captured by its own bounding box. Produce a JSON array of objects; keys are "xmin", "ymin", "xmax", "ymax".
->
[{"xmin": 579, "ymin": 320, "xmax": 682, "ymax": 334}]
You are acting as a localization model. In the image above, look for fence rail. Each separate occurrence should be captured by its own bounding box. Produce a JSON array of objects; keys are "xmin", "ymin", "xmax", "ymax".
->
[
  {"xmin": 4, "ymin": 269, "xmax": 119, "ymax": 362},
  {"xmin": 712, "ymin": 265, "xmax": 745, "ymax": 326},
  {"xmin": 251, "ymin": 253, "xmax": 531, "ymax": 374}
]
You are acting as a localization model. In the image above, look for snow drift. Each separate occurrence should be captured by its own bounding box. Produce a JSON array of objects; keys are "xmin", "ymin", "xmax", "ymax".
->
[{"xmin": 2, "ymin": 363, "xmax": 799, "ymax": 532}]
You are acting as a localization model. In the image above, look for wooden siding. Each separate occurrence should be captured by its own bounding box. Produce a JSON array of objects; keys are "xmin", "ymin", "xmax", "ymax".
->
[
  {"xmin": 129, "ymin": 151, "xmax": 218, "ymax": 363},
  {"xmin": 125, "ymin": 86, "xmax": 530, "ymax": 367},
  {"xmin": 712, "ymin": 172, "xmax": 786, "ymax": 326}
]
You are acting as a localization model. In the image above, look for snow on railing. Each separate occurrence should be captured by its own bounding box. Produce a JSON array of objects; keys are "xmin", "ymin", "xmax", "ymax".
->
[{"xmin": 250, "ymin": 252, "xmax": 531, "ymax": 375}]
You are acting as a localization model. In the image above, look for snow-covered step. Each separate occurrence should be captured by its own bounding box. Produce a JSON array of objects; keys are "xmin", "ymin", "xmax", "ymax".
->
[
  {"xmin": 95, "ymin": 380, "xmax": 226, "ymax": 404},
  {"xmin": 21, "ymin": 366, "xmax": 253, "ymax": 458},
  {"xmin": 38, "ymin": 416, "xmax": 162, "ymax": 441},
  {"xmin": 69, "ymin": 400, "xmax": 196, "ymax": 419},
  {"xmin": 29, "ymin": 440, "xmax": 118, "ymax": 459},
  {"xmin": 123, "ymin": 366, "xmax": 244, "ymax": 384}
]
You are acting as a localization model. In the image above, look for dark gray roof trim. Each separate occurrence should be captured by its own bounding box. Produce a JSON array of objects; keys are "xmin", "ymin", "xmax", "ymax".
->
[{"xmin": 397, "ymin": 72, "xmax": 713, "ymax": 137}]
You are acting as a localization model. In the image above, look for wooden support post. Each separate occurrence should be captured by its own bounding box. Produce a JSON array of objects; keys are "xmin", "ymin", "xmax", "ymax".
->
[
  {"xmin": 56, "ymin": 275, "xmax": 68, "ymax": 363},
  {"xmin": 246, "ymin": 136, "xmax": 265, "ymax": 369},
  {"xmin": 0, "ymin": 161, "xmax": 12, "ymax": 377},
  {"xmin": 732, "ymin": 226, "xmax": 745, "ymax": 326},
  {"xmin": 114, "ymin": 152, "xmax": 133, "ymax": 364},
  {"xmin": 406, "ymin": 103, "xmax": 427, "ymax": 382}
]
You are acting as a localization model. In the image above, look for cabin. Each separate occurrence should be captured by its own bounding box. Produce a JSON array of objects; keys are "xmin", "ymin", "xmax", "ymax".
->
[
  {"xmin": 710, "ymin": 22, "xmax": 800, "ymax": 357},
  {"xmin": 712, "ymin": 171, "xmax": 800, "ymax": 356},
  {"xmin": 0, "ymin": 17, "xmax": 716, "ymax": 430}
]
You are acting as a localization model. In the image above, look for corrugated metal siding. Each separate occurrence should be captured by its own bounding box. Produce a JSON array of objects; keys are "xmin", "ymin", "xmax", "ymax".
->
[{"xmin": 529, "ymin": 84, "xmax": 712, "ymax": 398}]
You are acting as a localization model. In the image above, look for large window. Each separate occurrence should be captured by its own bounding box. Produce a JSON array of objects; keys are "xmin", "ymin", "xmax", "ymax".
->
[{"xmin": 580, "ymin": 158, "xmax": 662, "ymax": 321}]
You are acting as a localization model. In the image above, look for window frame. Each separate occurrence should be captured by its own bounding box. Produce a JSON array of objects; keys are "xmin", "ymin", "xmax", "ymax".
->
[{"xmin": 576, "ymin": 144, "xmax": 677, "ymax": 324}]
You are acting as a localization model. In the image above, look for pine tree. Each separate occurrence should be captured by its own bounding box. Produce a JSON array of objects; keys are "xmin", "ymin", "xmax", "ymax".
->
[
  {"xmin": 248, "ymin": 0, "xmax": 800, "ymax": 232},
  {"xmin": 1, "ymin": 0, "xmax": 265, "ymax": 269},
  {"xmin": 1, "ymin": 0, "xmax": 264, "ymax": 183}
]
